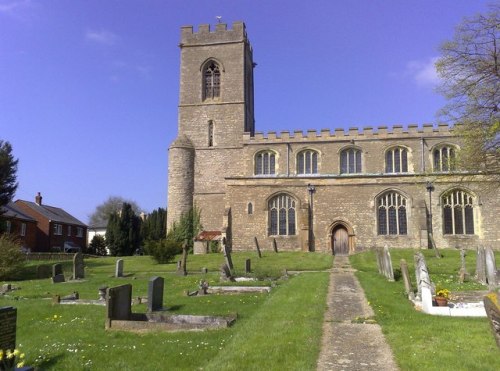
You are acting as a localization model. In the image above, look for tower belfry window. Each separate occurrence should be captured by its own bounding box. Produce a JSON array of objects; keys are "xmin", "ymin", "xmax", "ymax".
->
[{"xmin": 204, "ymin": 62, "xmax": 220, "ymax": 99}]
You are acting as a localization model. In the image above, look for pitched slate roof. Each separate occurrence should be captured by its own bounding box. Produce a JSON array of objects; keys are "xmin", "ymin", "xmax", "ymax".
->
[
  {"xmin": 0, "ymin": 202, "xmax": 37, "ymax": 222},
  {"xmin": 15, "ymin": 200, "xmax": 87, "ymax": 227}
]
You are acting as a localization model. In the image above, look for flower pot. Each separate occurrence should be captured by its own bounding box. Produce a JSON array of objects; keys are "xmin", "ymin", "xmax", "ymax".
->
[{"xmin": 434, "ymin": 296, "xmax": 448, "ymax": 307}]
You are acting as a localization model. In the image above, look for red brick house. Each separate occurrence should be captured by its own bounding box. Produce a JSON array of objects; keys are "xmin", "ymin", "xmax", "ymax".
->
[
  {"xmin": 14, "ymin": 193, "xmax": 88, "ymax": 252},
  {"xmin": 0, "ymin": 201, "xmax": 38, "ymax": 251}
]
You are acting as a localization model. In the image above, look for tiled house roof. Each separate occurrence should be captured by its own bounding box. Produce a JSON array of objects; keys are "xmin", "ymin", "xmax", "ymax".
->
[
  {"xmin": 1, "ymin": 202, "xmax": 37, "ymax": 222},
  {"xmin": 16, "ymin": 200, "xmax": 86, "ymax": 227}
]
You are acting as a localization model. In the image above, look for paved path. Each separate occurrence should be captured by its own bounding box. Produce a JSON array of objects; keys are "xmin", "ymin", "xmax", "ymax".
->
[{"xmin": 317, "ymin": 256, "xmax": 399, "ymax": 371}]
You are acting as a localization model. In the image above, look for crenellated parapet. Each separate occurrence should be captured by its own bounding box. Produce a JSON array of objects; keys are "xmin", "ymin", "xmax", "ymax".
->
[
  {"xmin": 180, "ymin": 21, "xmax": 249, "ymax": 47},
  {"xmin": 243, "ymin": 123, "xmax": 459, "ymax": 143}
]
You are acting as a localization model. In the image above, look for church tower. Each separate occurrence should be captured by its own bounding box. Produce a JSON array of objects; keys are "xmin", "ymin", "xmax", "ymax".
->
[{"xmin": 167, "ymin": 22, "xmax": 255, "ymax": 231}]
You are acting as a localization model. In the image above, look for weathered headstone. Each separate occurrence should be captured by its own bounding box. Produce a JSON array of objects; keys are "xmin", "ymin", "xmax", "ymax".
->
[
  {"xmin": 220, "ymin": 263, "xmax": 235, "ymax": 282},
  {"xmin": 98, "ymin": 286, "xmax": 108, "ymax": 301},
  {"xmin": 459, "ymin": 248, "xmax": 468, "ymax": 283},
  {"xmin": 37, "ymin": 265, "xmax": 52, "ymax": 279},
  {"xmin": 198, "ymin": 280, "xmax": 209, "ymax": 295},
  {"xmin": 414, "ymin": 252, "xmax": 425, "ymax": 300},
  {"xmin": 254, "ymin": 237, "xmax": 262, "ymax": 258},
  {"xmin": 52, "ymin": 263, "xmax": 63, "ymax": 277},
  {"xmin": 1, "ymin": 284, "xmax": 12, "ymax": 294},
  {"xmin": 272, "ymin": 238, "xmax": 278, "ymax": 253},
  {"xmin": 106, "ymin": 284, "xmax": 132, "ymax": 327},
  {"xmin": 483, "ymin": 290, "xmax": 500, "ymax": 349},
  {"xmin": 245, "ymin": 259, "xmax": 251, "ymax": 274},
  {"xmin": 177, "ymin": 240, "xmax": 188, "ymax": 276},
  {"xmin": 400, "ymin": 259, "xmax": 414, "ymax": 299},
  {"xmin": 72, "ymin": 252, "xmax": 84, "ymax": 279},
  {"xmin": 115, "ymin": 259, "xmax": 124, "ymax": 278},
  {"xmin": 52, "ymin": 274, "xmax": 65, "ymax": 284},
  {"xmin": 376, "ymin": 245, "xmax": 394, "ymax": 281},
  {"xmin": 201, "ymin": 267, "xmax": 208, "ymax": 274},
  {"xmin": 485, "ymin": 247, "xmax": 499, "ymax": 287},
  {"xmin": 148, "ymin": 277, "xmax": 164, "ymax": 312},
  {"xmin": 476, "ymin": 246, "xmax": 487, "ymax": 285},
  {"xmin": 0, "ymin": 306, "xmax": 17, "ymax": 352},
  {"xmin": 222, "ymin": 238, "xmax": 234, "ymax": 270}
]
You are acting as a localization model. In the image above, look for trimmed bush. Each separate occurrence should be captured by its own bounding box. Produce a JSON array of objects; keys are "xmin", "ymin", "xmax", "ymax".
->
[
  {"xmin": 0, "ymin": 234, "xmax": 25, "ymax": 279},
  {"xmin": 144, "ymin": 239, "xmax": 182, "ymax": 264}
]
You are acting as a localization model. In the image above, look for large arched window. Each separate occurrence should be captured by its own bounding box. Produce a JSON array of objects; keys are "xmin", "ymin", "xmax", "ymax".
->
[
  {"xmin": 377, "ymin": 191, "xmax": 408, "ymax": 235},
  {"xmin": 442, "ymin": 190, "xmax": 474, "ymax": 235},
  {"xmin": 269, "ymin": 194, "xmax": 296, "ymax": 236},
  {"xmin": 203, "ymin": 61, "xmax": 220, "ymax": 99},
  {"xmin": 340, "ymin": 148, "xmax": 362, "ymax": 174},
  {"xmin": 433, "ymin": 145, "xmax": 456, "ymax": 172},
  {"xmin": 385, "ymin": 147, "xmax": 408, "ymax": 173},
  {"xmin": 255, "ymin": 151, "xmax": 276, "ymax": 175},
  {"xmin": 297, "ymin": 149, "xmax": 318, "ymax": 174}
]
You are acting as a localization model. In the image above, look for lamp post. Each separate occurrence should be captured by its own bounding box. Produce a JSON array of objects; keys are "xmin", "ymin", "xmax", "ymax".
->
[{"xmin": 307, "ymin": 184, "xmax": 316, "ymax": 252}]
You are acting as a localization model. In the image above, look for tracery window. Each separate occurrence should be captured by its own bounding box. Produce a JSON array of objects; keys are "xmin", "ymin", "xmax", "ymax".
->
[
  {"xmin": 377, "ymin": 191, "xmax": 408, "ymax": 235},
  {"xmin": 433, "ymin": 146, "xmax": 456, "ymax": 172},
  {"xmin": 269, "ymin": 194, "xmax": 296, "ymax": 236},
  {"xmin": 255, "ymin": 151, "xmax": 276, "ymax": 175},
  {"xmin": 340, "ymin": 148, "xmax": 362, "ymax": 174},
  {"xmin": 203, "ymin": 62, "xmax": 221, "ymax": 99},
  {"xmin": 442, "ymin": 190, "xmax": 474, "ymax": 235},
  {"xmin": 297, "ymin": 149, "xmax": 318, "ymax": 174},
  {"xmin": 385, "ymin": 147, "xmax": 408, "ymax": 173}
]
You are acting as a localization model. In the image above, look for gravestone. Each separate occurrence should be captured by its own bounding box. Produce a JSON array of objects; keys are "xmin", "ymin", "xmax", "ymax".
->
[
  {"xmin": 272, "ymin": 238, "xmax": 278, "ymax": 253},
  {"xmin": 414, "ymin": 252, "xmax": 425, "ymax": 300},
  {"xmin": 37, "ymin": 265, "xmax": 51, "ymax": 279},
  {"xmin": 485, "ymin": 247, "xmax": 499, "ymax": 287},
  {"xmin": 99, "ymin": 286, "xmax": 108, "ymax": 301},
  {"xmin": 400, "ymin": 259, "xmax": 414, "ymax": 299},
  {"xmin": 52, "ymin": 263, "xmax": 63, "ymax": 277},
  {"xmin": 0, "ymin": 306, "xmax": 17, "ymax": 352},
  {"xmin": 476, "ymin": 246, "xmax": 487, "ymax": 285},
  {"xmin": 245, "ymin": 259, "xmax": 251, "ymax": 274},
  {"xmin": 220, "ymin": 264, "xmax": 235, "ymax": 282},
  {"xmin": 115, "ymin": 259, "xmax": 124, "ymax": 278},
  {"xmin": 177, "ymin": 240, "xmax": 188, "ymax": 276},
  {"xmin": 148, "ymin": 277, "xmax": 164, "ymax": 312},
  {"xmin": 72, "ymin": 252, "xmax": 84, "ymax": 279},
  {"xmin": 483, "ymin": 290, "xmax": 500, "ymax": 349},
  {"xmin": 222, "ymin": 238, "xmax": 234, "ymax": 270},
  {"xmin": 459, "ymin": 248, "xmax": 468, "ymax": 283},
  {"xmin": 254, "ymin": 237, "xmax": 262, "ymax": 258},
  {"xmin": 201, "ymin": 267, "xmax": 208, "ymax": 274},
  {"xmin": 376, "ymin": 245, "xmax": 394, "ymax": 281},
  {"xmin": 198, "ymin": 280, "xmax": 209, "ymax": 295},
  {"xmin": 106, "ymin": 284, "xmax": 132, "ymax": 327}
]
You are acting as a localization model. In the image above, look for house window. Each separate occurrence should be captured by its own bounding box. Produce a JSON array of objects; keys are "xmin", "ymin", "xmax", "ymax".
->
[
  {"xmin": 377, "ymin": 191, "xmax": 408, "ymax": 235},
  {"xmin": 67, "ymin": 226, "xmax": 72, "ymax": 237},
  {"xmin": 340, "ymin": 148, "xmax": 362, "ymax": 174},
  {"xmin": 21, "ymin": 223, "xmax": 26, "ymax": 237},
  {"xmin": 297, "ymin": 150, "xmax": 318, "ymax": 174},
  {"xmin": 77, "ymin": 227, "xmax": 83, "ymax": 238},
  {"xmin": 255, "ymin": 151, "xmax": 276, "ymax": 175},
  {"xmin": 208, "ymin": 120, "xmax": 214, "ymax": 147},
  {"xmin": 433, "ymin": 146, "xmax": 456, "ymax": 172},
  {"xmin": 385, "ymin": 147, "xmax": 408, "ymax": 173},
  {"xmin": 5, "ymin": 221, "xmax": 11, "ymax": 233},
  {"xmin": 442, "ymin": 190, "xmax": 474, "ymax": 235},
  {"xmin": 269, "ymin": 194, "xmax": 296, "ymax": 236},
  {"xmin": 54, "ymin": 224, "xmax": 62, "ymax": 235},
  {"xmin": 203, "ymin": 61, "xmax": 220, "ymax": 99},
  {"xmin": 248, "ymin": 203, "xmax": 253, "ymax": 215}
]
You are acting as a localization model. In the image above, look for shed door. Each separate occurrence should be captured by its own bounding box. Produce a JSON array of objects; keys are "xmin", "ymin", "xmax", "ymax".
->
[{"xmin": 333, "ymin": 227, "xmax": 349, "ymax": 255}]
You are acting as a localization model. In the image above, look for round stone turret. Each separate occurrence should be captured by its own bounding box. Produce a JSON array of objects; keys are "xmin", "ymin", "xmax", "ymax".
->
[{"xmin": 167, "ymin": 135, "xmax": 195, "ymax": 231}]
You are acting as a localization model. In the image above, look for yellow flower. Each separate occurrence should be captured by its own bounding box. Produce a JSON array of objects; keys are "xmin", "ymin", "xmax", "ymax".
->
[
  {"xmin": 17, "ymin": 361, "xmax": 25, "ymax": 368},
  {"xmin": 7, "ymin": 350, "xmax": 15, "ymax": 359},
  {"xmin": 13, "ymin": 349, "xmax": 20, "ymax": 357},
  {"xmin": 0, "ymin": 349, "xmax": 3, "ymax": 358},
  {"xmin": 20, "ymin": 353, "xmax": 25, "ymax": 359},
  {"xmin": 53, "ymin": 314, "xmax": 58, "ymax": 319}
]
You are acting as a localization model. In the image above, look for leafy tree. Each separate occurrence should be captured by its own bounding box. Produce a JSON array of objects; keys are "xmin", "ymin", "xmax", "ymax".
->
[
  {"xmin": 436, "ymin": 4, "xmax": 500, "ymax": 178},
  {"xmin": 141, "ymin": 207, "xmax": 166, "ymax": 242},
  {"xmin": 89, "ymin": 196, "xmax": 142, "ymax": 227},
  {"xmin": 167, "ymin": 207, "xmax": 202, "ymax": 252},
  {"xmin": 0, "ymin": 235, "xmax": 25, "ymax": 279},
  {"xmin": 105, "ymin": 203, "xmax": 142, "ymax": 256},
  {"xmin": 88, "ymin": 235, "xmax": 107, "ymax": 256},
  {"xmin": 0, "ymin": 140, "xmax": 18, "ymax": 209}
]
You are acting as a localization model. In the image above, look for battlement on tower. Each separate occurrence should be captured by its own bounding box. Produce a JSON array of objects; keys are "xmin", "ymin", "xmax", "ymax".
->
[
  {"xmin": 243, "ymin": 123, "xmax": 458, "ymax": 143},
  {"xmin": 180, "ymin": 21, "xmax": 249, "ymax": 47}
]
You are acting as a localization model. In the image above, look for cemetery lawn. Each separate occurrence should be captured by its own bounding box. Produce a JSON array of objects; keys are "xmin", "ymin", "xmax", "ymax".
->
[
  {"xmin": 0, "ymin": 252, "xmax": 331, "ymax": 370},
  {"xmin": 350, "ymin": 249, "xmax": 500, "ymax": 371}
]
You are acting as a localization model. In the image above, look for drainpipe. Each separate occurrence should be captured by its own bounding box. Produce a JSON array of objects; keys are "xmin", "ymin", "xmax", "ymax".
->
[
  {"xmin": 421, "ymin": 137, "xmax": 425, "ymax": 173},
  {"xmin": 286, "ymin": 143, "xmax": 291, "ymax": 177}
]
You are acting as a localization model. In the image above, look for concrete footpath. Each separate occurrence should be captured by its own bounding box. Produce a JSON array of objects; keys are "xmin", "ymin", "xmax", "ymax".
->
[{"xmin": 317, "ymin": 256, "xmax": 399, "ymax": 371}]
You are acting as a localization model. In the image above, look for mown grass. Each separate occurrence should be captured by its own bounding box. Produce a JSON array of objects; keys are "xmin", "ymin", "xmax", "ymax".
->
[
  {"xmin": 1, "ymin": 252, "xmax": 332, "ymax": 370},
  {"xmin": 350, "ymin": 249, "xmax": 500, "ymax": 371}
]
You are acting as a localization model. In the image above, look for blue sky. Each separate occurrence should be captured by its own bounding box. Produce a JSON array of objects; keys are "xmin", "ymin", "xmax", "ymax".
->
[{"xmin": 0, "ymin": 0, "xmax": 493, "ymax": 224}]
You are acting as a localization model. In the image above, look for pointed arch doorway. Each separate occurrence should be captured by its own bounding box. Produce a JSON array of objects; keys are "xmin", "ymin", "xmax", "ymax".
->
[{"xmin": 329, "ymin": 221, "xmax": 354, "ymax": 255}]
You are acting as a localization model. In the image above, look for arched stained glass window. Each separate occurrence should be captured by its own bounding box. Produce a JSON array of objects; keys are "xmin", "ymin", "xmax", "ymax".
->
[
  {"xmin": 377, "ymin": 191, "xmax": 408, "ymax": 235},
  {"xmin": 203, "ymin": 62, "xmax": 221, "ymax": 99},
  {"xmin": 433, "ymin": 146, "xmax": 456, "ymax": 172},
  {"xmin": 385, "ymin": 147, "xmax": 408, "ymax": 173},
  {"xmin": 340, "ymin": 148, "xmax": 362, "ymax": 174},
  {"xmin": 269, "ymin": 194, "xmax": 296, "ymax": 236},
  {"xmin": 297, "ymin": 150, "xmax": 318, "ymax": 174},
  {"xmin": 255, "ymin": 151, "xmax": 276, "ymax": 175},
  {"xmin": 442, "ymin": 190, "xmax": 474, "ymax": 235}
]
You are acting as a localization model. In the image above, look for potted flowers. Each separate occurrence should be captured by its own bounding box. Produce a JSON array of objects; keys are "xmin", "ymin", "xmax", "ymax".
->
[{"xmin": 434, "ymin": 288, "xmax": 450, "ymax": 307}]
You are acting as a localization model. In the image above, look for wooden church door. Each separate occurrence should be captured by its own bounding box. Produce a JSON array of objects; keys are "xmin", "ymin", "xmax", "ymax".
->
[{"xmin": 332, "ymin": 227, "xmax": 349, "ymax": 255}]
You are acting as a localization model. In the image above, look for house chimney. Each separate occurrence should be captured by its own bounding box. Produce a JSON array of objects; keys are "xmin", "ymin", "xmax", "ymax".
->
[{"xmin": 35, "ymin": 192, "xmax": 42, "ymax": 205}]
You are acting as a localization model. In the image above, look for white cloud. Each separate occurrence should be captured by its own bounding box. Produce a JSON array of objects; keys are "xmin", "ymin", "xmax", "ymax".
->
[
  {"xmin": 0, "ymin": 0, "xmax": 36, "ymax": 21},
  {"xmin": 406, "ymin": 57, "xmax": 441, "ymax": 87},
  {"xmin": 85, "ymin": 29, "xmax": 118, "ymax": 46}
]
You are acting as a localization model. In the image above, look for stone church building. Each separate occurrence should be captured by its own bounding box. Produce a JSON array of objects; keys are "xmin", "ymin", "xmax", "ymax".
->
[{"xmin": 167, "ymin": 22, "xmax": 499, "ymax": 254}]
